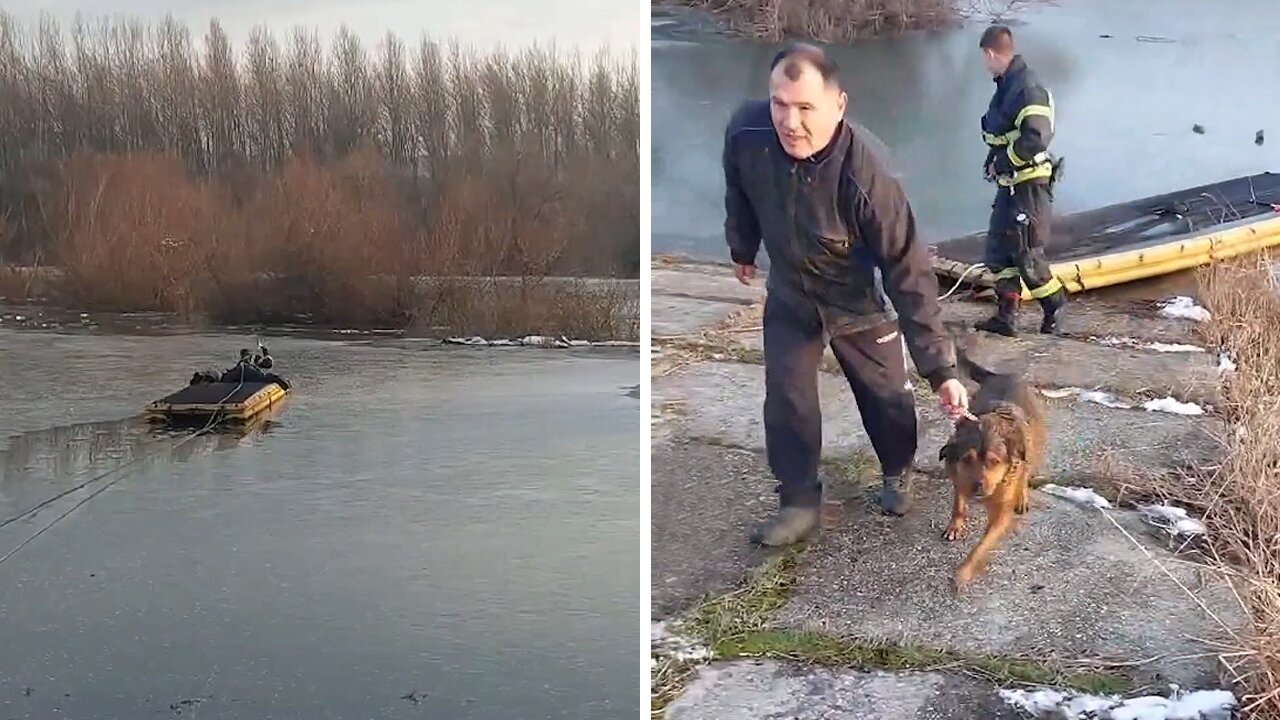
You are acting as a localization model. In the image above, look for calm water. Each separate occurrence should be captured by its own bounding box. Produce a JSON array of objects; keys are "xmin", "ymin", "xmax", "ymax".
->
[
  {"xmin": 0, "ymin": 327, "xmax": 639, "ymax": 719},
  {"xmin": 653, "ymin": 0, "xmax": 1280, "ymax": 261}
]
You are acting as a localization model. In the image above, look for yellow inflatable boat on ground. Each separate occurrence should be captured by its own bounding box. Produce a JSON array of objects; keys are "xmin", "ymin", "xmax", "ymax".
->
[{"xmin": 931, "ymin": 171, "xmax": 1280, "ymax": 299}]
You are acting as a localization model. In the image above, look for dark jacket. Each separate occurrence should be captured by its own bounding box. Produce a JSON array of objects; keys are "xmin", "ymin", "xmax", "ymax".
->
[
  {"xmin": 722, "ymin": 99, "xmax": 957, "ymax": 389},
  {"xmin": 982, "ymin": 55, "xmax": 1055, "ymax": 181}
]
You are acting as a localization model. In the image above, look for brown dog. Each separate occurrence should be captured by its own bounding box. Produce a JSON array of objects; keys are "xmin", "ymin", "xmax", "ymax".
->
[{"xmin": 937, "ymin": 344, "xmax": 1046, "ymax": 591}]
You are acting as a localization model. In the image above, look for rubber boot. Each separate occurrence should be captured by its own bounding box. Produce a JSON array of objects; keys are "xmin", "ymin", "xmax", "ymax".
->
[
  {"xmin": 748, "ymin": 506, "xmax": 820, "ymax": 546},
  {"xmin": 974, "ymin": 292, "xmax": 1019, "ymax": 338},
  {"xmin": 874, "ymin": 472, "xmax": 915, "ymax": 517},
  {"xmin": 1038, "ymin": 289, "xmax": 1067, "ymax": 335}
]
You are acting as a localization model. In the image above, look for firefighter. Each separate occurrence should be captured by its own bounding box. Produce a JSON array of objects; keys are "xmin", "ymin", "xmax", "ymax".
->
[
  {"xmin": 723, "ymin": 43, "xmax": 970, "ymax": 547},
  {"xmin": 974, "ymin": 24, "xmax": 1067, "ymax": 337}
]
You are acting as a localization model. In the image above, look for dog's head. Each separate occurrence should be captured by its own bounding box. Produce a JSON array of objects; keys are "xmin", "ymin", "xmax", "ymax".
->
[{"xmin": 938, "ymin": 404, "xmax": 1029, "ymax": 499}]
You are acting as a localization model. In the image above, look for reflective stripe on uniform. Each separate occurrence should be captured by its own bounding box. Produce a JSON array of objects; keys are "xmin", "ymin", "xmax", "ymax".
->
[
  {"xmin": 993, "ymin": 267, "xmax": 1022, "ymax": 280},
  {"xmin": 1013, "ymin": 103, "xmax": 1053, "ymax": 128},
  {"xmin": 996, "ymin": 161, "xmax": 1053, "ymax": 186},
  {"xmin": 983, "ymin": 89, "xmax": 1055, "ymax": 146},
  {"xmin": 1007, "ymin": 144, "xmax": 1051, "ymax": 169},
  {"xmin": 1028, "ymin": 275, "xmax": 1063, "ymax": 299}
]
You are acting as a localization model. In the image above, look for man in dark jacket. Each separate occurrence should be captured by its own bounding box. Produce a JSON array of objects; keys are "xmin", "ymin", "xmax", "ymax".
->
[
  {"xmin": 724, "ymin": 43, "xmax": 970, "ymax": 547},
  {"xmin": 974, "ymin": 24, "xmax": 1067, "ymax": 337}
]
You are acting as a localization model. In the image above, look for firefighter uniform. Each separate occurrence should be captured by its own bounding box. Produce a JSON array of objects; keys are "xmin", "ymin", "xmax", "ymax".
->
[{"xmin": 976, "ymin": 54, "xmax": 1067, "ymax": 337}]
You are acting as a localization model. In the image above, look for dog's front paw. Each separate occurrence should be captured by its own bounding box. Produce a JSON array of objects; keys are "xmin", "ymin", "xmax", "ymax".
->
[
  {"xmin": 942, "ymin": 519, "xmax": 967, "ymax": 541},
  {"xmin": 1015, "ymin": 493, "xmax": 1030, "ymax": 515},
  {"xmin": 952, "ymin": 563, "xmax": 977, "ymax": 594}
]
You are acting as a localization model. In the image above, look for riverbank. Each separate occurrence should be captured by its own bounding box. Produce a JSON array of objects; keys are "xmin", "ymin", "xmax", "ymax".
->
[
  {"xmin": 0, "ymin": 13, "xmax": 639, "ymax": 336},
  {"xmin": 650, "ymin": 255, "xmax": 1254, "ymax": 719},
  {"xmin": 0, "ymin": 272, "xmax": 640, "ymax": 342}
]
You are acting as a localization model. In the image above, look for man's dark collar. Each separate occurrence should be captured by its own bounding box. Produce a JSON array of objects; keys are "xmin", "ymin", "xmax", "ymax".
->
[
  {"xmin": 802, "ymin": 119, "xmax": 846, "ymax": 164},
  {"xmin": 996, "ymin": 54, "xmax": 1026, "ymax": 83}
]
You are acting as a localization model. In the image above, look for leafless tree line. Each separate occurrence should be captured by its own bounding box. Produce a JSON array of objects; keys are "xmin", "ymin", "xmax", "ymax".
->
[{"xmin": 0, "ymin": 12, "xmax": 640, "ymax": 278}]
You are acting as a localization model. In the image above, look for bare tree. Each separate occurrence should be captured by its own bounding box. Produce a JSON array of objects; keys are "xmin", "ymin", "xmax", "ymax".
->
[
  {"xmin": 374, "ymin": 32, "xmax": 413, "ymax": 168},
  {"xmin": 153, "ymin": 16, "xmax": 201, "ymax": 167},
  {"xmin": 243, "ymin": 26, "xmax": 287, "ymax": 170},
  {"xmin": 199, "ymin": 20, "xmax": 242, "ymax": 174},
  {"xmin": 411, "ymin": 38, "xmax": 451, "ymax": 190},
  {"xmin": 284, "ymin": 27, "xmax": 328, "ymax": 159},
  {"xmin": 326, "ymin": 26, "xmax": 371, "ymax": 157}
]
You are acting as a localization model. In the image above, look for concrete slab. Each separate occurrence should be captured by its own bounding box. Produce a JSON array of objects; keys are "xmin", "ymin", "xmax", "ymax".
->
[
  {"xmin": 775, "ymin": 482, "xmax": 1244, "ymax": 688},
  {"xmin": 652, "ymin": 360, "xmax": 957, "ymax": 466},
  {"xmin": 650, "ymin": 261, "xmax": 1239, "ymax": 710},
  {"xmin": 665, "ymin": 661, "xmax": 1022, "ymax": 720},
  {"xmin": 650, "ymin": 440, "xmax": 776, "ymax": 617},
  {"xmin": 652, "ymin": 296, "xmax": 746, "ymax": 337},
  {"xmin": 959, "ymin": 329, "xmax": 1222, "ymax": 407},
  {"xmin": 653, "ymin": 360, "xmax": 1220, "ymax": 481},
  {"xmin": 720, "ymin": 308, "xmax": 1219, "ymax": 405},
  {"xmin": 652, "ymin": 268, "xmax": 765, "ymax": 306},
  {"xmin": 937, "ymin": 294, "xmax": 1204, "ymax": 346},
  {"xmin": 1037, "ymin": 396, "xmax": 1221, "ymax": 481}
]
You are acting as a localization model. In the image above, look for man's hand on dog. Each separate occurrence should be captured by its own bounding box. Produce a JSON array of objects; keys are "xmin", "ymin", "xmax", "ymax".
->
[{"xmin": 937, "ymin": 379, "xmax": 970, "ymax": 420}]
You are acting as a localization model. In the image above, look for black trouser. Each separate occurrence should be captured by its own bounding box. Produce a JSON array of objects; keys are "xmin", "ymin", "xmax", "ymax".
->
[
  {"xmin": 985, "ymin": 181, "xmax": 1062, "ymax": 301},
  {"xmin": 762, "ymin": 295, "xmax": 918, "ymax": 508}
]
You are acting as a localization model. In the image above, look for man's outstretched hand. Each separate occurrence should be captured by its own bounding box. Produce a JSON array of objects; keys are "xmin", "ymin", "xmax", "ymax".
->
[
  {"xmin": 733, "ymin": 262, "xmax": 757, "ymax": 285},
  {"xmin": 937, "ymin": 378, "xmax": 970, "ymax": 421}
]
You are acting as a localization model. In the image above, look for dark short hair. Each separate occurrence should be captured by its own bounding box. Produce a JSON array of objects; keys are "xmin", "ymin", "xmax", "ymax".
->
[
  {"xmin": 979, "ymin": 24, "xmax": 1014, "ymax": 52},
  {"xmin": 769, "ymin": 43, "xmax": 841, "ymax": 88}
]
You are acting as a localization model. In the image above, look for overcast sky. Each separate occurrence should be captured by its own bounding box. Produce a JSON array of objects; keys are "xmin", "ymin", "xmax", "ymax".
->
[{"xmin": 5, "ymin": 0, "xmax": 638, "ymax": 52}]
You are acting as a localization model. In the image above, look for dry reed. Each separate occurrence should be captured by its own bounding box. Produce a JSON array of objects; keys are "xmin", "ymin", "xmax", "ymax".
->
[{"xmin": 1151, "ymin": 255, "xmax": 1280, "ymax": 717}]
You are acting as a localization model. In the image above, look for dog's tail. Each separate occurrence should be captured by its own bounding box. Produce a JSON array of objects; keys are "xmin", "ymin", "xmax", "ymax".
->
[{"xmin": 953, "ymin": 336, "xmax": 999, "ymax": 384}]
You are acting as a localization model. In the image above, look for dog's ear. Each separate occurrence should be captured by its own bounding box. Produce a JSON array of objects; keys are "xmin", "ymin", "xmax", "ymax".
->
[{"xmin": 938, "ymin": 442, "xmax": 951, "ymax": 462}]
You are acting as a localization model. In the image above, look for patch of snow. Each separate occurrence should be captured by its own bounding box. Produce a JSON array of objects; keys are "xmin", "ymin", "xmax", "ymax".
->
[
  {"xmin": 1158, "ymin": 296, "xmax": 1211, "ymax": 323},
  {"xmin": 1040, "ymin": 484, "xmax": 1113, "ymax": 509},
  {"xmin": 445, "ymin": 336, "xmax": 490, "ymax": 346},
  {"xmin": 1141, "ymin": 397, "xmax": 1204, "ymax": 416},
  {"xmin": 441, "ymin": 335, "xmax": 636, "ymax": 348},
  {"xmin": 1041, "ymin": 386, "xmax": 1134, "ymax": 408},
  {"xmin": 555, "ymin": 337, "xmax": 592, "ymax": 348},
  {"xmin": 1147, "ymin": 342, "xmax": 1206, "ymax": 353},
  {"xmin": 1093, "ymin": 336, "xmax": 1205, "ymax": 353},
  {"xmin": 1000, "ymin": 686, "xmax": 1236, "ymax": 720},
  {"xmin": 1216, "ymin": 353, "xmax": 1236, "ymax": 374},
  {"xmin": 1080, "ymin": 390, "xmax": 1135, "ymax": 409},
  {"xmin": 1138, "ymin": 504, "xmax": 1208, "ymax": 537},
  {"xmin": 651, "ymin": 621, "xmax": 712, "ymax": 664},
  {"xmin": 1042, "ymin": 387, "xmax": 1205, "ymax": 415}
]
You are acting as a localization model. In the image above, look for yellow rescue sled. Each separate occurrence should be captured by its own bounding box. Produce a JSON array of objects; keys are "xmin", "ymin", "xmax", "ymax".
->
[
  {"xmin": 145, "ymin": 381, "xmax": 289, "ymax": 423},
  {"xmin": 932, "ymin": 171, "xmax": 1280, "ymax": 299}
]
